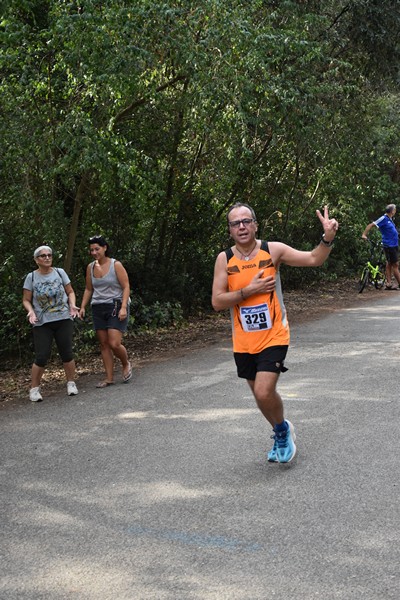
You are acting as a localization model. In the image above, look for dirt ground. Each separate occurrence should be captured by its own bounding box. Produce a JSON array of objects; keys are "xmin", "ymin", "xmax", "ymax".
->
[{"xmin": 0, "ymin": 278, "xmax": 387, "ymax": 406}]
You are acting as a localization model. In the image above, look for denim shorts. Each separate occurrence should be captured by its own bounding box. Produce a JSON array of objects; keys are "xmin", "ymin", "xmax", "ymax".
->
[{"xmin": 91, "ymin": 300, "xmax": 129, "ymax": 332}]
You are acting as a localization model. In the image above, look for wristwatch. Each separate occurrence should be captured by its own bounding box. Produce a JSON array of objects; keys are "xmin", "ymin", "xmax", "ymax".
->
[{"xmin": 320, "ymin": 234, "xmax": 335, "ymax": 247}]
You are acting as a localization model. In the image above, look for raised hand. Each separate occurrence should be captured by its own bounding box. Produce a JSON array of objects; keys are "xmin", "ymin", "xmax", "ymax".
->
[{"xmin": 316, "ymin": 205, "xmax": 339, "ymax": 239}]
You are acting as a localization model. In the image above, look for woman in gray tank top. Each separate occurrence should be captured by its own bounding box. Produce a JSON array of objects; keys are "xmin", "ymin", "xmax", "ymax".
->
[{"xmin": 79, "ymin": 236, "xmax": 132, "ymax": 387}]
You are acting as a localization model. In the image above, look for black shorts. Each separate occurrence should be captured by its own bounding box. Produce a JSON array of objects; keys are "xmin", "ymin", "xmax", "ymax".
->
[
  {"xmin": 92, "ymin": 301, "xmax": 129, "ymax": 332},
  {"xmin": 383, "ymin": 246, "xmax": 399, "ymax": 265},
  {"xmin": 234, "ymin": 345, "xmax": 289, "ymax": 381}
]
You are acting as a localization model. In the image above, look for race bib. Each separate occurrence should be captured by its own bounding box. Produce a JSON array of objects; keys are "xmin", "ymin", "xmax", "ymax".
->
[{"xmin": 240, "ymin": 303, "xmax": 272, "ymax": 332}]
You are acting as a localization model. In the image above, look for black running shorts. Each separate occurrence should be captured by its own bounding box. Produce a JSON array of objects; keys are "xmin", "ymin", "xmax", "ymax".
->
[{"xmin": 234, "ymin": 345, "xmax": 289, "ymax": 381}]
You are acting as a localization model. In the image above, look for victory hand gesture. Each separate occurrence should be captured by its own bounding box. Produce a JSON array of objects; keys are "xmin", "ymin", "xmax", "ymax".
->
[{"xmin": 316, "ymin": 205, "xmax": 339, "ymax": 240}]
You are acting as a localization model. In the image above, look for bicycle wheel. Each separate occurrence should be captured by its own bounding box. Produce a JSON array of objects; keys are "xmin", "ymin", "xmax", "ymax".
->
[
  {"xmin": 374, "ymin": 268, "xmax": 386, "ymax": 289},
  {"xmin": 358, "ymin": 267, "xmax": 369, "ymax": 293}
]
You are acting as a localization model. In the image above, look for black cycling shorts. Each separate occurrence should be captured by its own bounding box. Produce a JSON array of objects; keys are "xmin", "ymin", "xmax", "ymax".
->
[{"xmin": 33, "ymin": 319, "xmax": 74, "ymax": 367}]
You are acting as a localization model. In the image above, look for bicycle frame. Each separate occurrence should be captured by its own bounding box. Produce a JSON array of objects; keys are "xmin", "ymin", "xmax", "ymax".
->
[
  {"xmin": 358, "ymin": 241, "xmax": 386, "ymax": 293},
  {"xmin": 366, "ymin": 260, "xmax": 384, "ymax": 281}
]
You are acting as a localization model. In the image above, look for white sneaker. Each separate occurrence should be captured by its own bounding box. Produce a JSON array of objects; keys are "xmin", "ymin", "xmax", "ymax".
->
[
  {"xmin": 67, "ymin": 381, "xmax": 78, "ymax": 396},
  {"xmin": 29, "ymin": 387, "xmax": 43, "ymax": 402}
]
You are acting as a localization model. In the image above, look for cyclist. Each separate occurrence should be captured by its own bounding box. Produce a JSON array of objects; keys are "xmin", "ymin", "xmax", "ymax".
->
[{"xmin": 362, "ymin": 204, "xmax": 400, "ymax": 290}]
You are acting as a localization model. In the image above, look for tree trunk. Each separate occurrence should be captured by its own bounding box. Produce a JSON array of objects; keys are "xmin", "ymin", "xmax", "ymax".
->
[{"xmin": 64, "ymin": 171, "xmax": 91, "ymax": 274}]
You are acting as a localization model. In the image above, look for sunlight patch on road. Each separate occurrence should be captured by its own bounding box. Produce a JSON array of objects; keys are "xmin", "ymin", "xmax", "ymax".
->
[
  {"xmin": 138, "ymin": 481, "xmax": 214, "ymax": 500},
  {"xmin": 117, "ymin": 411, "xmax": 148, "ymax": 420},
  {"xmin": 157, "ymin": 408, "xmax": 257, "ymax": 421},
  {"xmin": 117, "ymin": 408, "xmax": 257, "ymax": 422}
]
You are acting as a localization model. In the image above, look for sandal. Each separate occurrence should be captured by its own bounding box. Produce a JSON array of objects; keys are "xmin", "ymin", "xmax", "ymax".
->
[
  {"xmin": 95, "ymin": 381, "xmax": 114, "ymax": 388},
  {"xmin": 123, "ymin": 363, "xmax": 132, "ymax": 383}
]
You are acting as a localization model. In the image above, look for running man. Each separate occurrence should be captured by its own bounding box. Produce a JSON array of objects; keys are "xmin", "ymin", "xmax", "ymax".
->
[{"xmin": 212, "ymin": 203, "xmax": 339, "ymax": 463}]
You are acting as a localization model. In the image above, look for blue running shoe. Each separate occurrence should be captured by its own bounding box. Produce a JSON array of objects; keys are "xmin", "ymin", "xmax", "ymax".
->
[
  {"xmin": 267, "ymin": 436, "xmax": 278, "ymax": 462},
  {"xmin": 274, "ymin": 420, "xmax": 296, "ymax": 463}
]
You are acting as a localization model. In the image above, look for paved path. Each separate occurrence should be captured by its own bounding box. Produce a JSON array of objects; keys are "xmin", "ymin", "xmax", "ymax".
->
[{"xmin": 1, "ymin": 294, "xmax": 400, "ymax": 599}]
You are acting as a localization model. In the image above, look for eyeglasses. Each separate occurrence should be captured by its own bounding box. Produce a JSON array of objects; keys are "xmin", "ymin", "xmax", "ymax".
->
[
  {"xmin": 37, "ymin": 254, "xmax": 53, "ymax": 259},
  {"xmin": 228, "ymin": 218, "xmax": 255, "ymax": 228}
]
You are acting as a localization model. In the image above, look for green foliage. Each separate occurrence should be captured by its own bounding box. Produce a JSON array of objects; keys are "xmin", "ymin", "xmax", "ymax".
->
[
  {"xmin": 130, "ymin": 296, "xmax": 184, "ymax": 330},
  {"xmin": 1, "ymin": 0, "xmax": 400, "ymax": 363}
]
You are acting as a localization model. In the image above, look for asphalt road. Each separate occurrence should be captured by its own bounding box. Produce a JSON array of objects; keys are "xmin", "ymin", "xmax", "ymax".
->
[{"xmin": 1, "ymin": 293, "xmax": 400, "ymax": 600}]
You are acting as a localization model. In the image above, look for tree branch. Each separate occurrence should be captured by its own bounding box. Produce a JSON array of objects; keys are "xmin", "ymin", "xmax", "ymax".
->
[{"xmin": 113, "ymin": 74, "xmax": 188, "ymax": 127}]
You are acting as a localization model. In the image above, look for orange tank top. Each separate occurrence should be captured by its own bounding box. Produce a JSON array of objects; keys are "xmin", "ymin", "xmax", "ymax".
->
[{"xmin": 226, "ymin": 241, "xmax": 290, "ymax": 353}]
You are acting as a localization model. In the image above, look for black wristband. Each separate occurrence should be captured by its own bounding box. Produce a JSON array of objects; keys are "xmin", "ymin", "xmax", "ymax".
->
[{"xmin": 320, "ymin": 234, "xmax": 335, "ymax": 247}]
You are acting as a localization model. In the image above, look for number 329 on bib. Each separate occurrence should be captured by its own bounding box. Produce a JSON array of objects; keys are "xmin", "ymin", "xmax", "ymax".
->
[{"xmin": 239, "ymin": 303, "xmax": 272, "ymax": 332}]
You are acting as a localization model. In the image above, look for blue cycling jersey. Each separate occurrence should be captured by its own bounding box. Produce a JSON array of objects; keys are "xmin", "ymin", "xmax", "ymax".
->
[{"xmin": 374, "ymin": 215, "xmax": 398, "ymax": 247}]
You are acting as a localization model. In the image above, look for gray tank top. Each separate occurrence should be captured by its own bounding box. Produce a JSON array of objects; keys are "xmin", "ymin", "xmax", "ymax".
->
[{"xmin": 91, "ymin": 259, "xmax": 123, "ymax": 304}]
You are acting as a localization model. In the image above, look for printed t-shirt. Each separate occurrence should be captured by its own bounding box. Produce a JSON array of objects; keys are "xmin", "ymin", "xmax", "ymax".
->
[{"xmin": 23, "ymin": 268, "xmax": 71, "ymax": 326}]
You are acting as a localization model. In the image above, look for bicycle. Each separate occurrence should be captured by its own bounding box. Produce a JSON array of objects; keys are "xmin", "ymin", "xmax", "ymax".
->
[{"xmin": 358, "ymin": 239, "xmax": 386, "ymax": 293}]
